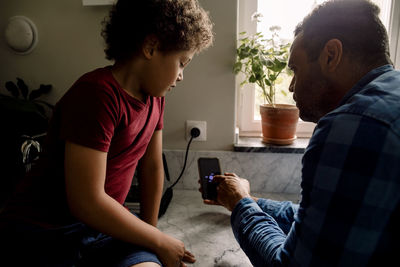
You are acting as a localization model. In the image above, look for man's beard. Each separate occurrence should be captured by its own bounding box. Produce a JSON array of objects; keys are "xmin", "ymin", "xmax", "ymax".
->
[{"xmin": 297, "ymin": 68, "xmax": 332, "ymax": 123}]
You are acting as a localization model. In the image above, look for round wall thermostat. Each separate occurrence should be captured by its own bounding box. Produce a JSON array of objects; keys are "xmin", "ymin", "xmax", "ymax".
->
[{"xmin": 4, "ymin": 16, "xmax": 38, "ymax": 55}]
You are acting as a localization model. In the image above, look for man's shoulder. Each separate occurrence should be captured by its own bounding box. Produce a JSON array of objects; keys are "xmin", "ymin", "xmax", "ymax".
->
[{"xmin": 330, "ymin": 68, "xmax": 400, "ymax": 135}]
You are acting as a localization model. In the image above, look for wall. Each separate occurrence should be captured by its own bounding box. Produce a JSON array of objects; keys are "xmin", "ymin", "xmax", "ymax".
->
[
  {"xmin": 0, "ymin": 0, "xmax": 237, "ymax": 151},
  {"xmin": 0, "ymin": 0, "xmax": 110, "ymax": 103},
  {"xmin": 163, "ymin": 0, "xmax": 237, "ymax": 151}
]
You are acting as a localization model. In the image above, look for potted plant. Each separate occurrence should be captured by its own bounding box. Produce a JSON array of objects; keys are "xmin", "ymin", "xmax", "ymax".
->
[
  {"xmin": 234, "ymin": 26, "xmax": 299, "ymax": 145},
  {"xmin": 1, "ymin": 78, "xmax": 53, "ymax": 121},
  {"xmin": 0, "ymin": 78, "xmax": 54, "ymax": 206},
  {"xmin": 0, "ymin": 78, "xmax": 53, "ymax": 166}
]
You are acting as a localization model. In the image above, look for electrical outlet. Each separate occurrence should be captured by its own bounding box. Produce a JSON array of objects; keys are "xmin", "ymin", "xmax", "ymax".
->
[{"xmin": 186, "ymin": 120, "xmax": 207, "ymax": 141}]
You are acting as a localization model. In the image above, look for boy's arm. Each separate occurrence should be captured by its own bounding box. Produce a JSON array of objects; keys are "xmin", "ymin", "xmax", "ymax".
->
[
  {"xmin": 137, "ymin": 129, "xmax": 164, "ymax": 226},
  {"xmin": 64, "ymin": 140, "xmax": 188, "ymax": 265}
]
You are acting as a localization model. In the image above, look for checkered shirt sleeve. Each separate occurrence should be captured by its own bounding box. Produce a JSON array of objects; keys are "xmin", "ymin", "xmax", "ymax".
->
[{"xmin": 231, "ymin": 112, "xmax": 400, "ymax": 266}]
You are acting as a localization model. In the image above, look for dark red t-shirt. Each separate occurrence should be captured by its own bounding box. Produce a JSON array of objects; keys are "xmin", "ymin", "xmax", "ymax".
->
[
  {"xmin": 58, "ymin": 66, "xmax": 164, "ymax": 203},
  {"xmin": 1, "ymin": 66, "xmax": 164, "ymax": 227}
]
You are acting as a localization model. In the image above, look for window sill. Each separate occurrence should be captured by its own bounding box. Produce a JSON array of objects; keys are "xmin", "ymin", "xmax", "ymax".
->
[{"xmin": 234, "ymin": 137, "xmax": 309, "ymax": 154}]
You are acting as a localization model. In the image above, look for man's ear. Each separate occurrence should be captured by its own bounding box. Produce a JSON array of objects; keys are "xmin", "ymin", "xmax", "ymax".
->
[
  {"xmin": 319, "ymin": 39, "xmax": 343, "ymax": 73},
  {"xmin": 142, "ymin": 35, "xmax": 159, "ymax": 59}
]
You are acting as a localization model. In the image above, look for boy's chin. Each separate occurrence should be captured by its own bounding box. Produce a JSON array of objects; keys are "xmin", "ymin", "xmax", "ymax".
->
[
  {"xmin": 159, "ymin": 89, "xmax": 170, "ymax": 97},
  {"xmin": 145, "ymin": 89, "xmax": 167, "ymax": 97},
  {"xmin": 153, "ymin": 92, "xmax": 167, "ymax": 98}
]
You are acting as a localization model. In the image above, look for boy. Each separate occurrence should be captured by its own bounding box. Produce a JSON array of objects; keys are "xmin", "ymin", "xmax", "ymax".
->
[{"xmin": 0, "ymin": 0, "xmax": 213, "ymax": 266}]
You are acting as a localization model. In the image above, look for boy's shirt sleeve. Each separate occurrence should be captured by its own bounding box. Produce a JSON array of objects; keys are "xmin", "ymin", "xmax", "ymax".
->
[{"xmin": 59, "ymin": 82, "xmax": 118, "ymax": 152}]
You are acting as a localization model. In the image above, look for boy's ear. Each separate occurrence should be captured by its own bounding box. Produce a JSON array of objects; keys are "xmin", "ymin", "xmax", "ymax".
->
[
  {"xmin": 319, "ymin": 38, "xmax": 343, "ymax": 73},
  {"xmin": 142, "ymin": 35, "xmax": 159, "ymax": 59}
]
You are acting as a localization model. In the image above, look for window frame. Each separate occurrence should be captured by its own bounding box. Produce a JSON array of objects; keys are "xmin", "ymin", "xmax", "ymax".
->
[
  {"xmin": 389, "ymin": 0, "xmax": 400, "ymax": 67},
  {"xmin": 236, "ymin": 0, "xmax": 315, "ymax": 138},
  {"xmin": 236, "ymin": 0, "xmax": 399, "ymax": 138}
]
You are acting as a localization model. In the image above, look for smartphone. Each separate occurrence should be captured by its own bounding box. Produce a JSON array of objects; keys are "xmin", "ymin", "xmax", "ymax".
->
[{"xmin": 198, "ymin": 157, "xmax": 221, "ymax": 200}]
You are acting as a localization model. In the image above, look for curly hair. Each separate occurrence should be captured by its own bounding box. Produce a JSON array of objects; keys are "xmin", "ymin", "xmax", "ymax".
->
[
  {"xmin": 101, "ymin": 0, "xmax": 214, "ymax": 61},
  {"xmin": 295, "ymin": 0, "xmax": 392, "ymax": 66}
]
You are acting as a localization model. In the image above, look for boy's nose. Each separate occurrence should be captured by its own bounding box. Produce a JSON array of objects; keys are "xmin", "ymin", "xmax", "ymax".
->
[{"xmin": 177, "ymin": 72, "xmax": 183, "ymax": 82}]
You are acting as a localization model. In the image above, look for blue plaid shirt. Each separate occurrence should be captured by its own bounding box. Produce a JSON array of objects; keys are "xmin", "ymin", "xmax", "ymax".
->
[{"xmin": 231, "ymin": 65, "xmax": 400, "ymax": 266}]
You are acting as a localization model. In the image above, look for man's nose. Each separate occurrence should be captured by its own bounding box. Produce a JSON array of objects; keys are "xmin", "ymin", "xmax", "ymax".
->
[{"xmin": 289, "ymin": 78, "xmax": 294, "ymax": 92}]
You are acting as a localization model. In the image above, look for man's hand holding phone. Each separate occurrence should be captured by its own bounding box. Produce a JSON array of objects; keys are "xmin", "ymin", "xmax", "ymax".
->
[
  {"xmin": 197, "ymin": 157, "xmax": 253, "ymax": 211},
  {"xmin": 208, "ymin": 173, "xmax": 252, "ymax": 211}
]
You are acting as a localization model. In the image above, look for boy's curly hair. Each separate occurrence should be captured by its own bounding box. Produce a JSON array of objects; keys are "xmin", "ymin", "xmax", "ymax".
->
[{"xmin": 102, "ymin": 0, "xmax": 214, "ymax": 61}]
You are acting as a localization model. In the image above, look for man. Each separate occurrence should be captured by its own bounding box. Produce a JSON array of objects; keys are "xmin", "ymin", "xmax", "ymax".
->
[{"xmin": 208, "ymin": 0, "xmax": 400, "ymax": 266}]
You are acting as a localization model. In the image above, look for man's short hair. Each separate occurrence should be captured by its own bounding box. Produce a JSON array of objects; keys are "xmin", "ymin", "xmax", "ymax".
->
[{"xmin": 295, "ymin": 0, "xmax": 392, "ymax": 66}]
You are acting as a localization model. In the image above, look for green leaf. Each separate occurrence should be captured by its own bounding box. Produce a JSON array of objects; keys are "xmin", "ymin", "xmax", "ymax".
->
[
  {"xmin": 250, "ymin": 48, "xmax": 259, "ymax": 55},
  {"xmin": 238, "ymin": 47, "xmax": 251, "ymax": 59},
  {"xmin": 233, "ymin": 62, "xmax": 242, "ymax": 74},
  {"xmin": 251, "ymin": 62, "xmax": 262, "ymax": 73},
  {"xmin": 5, "ymin": 81, "xmax": 19, "ymax": 98},
  {"xmin": 255, "ymin": 72, "xmax": 263, "ymax": 81},
  {"xmin": 240, "ymin": 80, "xmax": 248, "ymax": 87},
  {"xmin": 16, "ymin": 78, "xmax": 29, "ymax": 100},
  {"xmin": 39, "ymin": 84, "xmax": 52, "ymax": 94},
  {"xmin": 268, "ymin": 58, "xmax": 286, "ymax": 72},
  {"xmin": 29, "ymin": 84, "xmax": 52, "ymax": 100},
  {"xmin": 265, "ymin": 59, "xmax": 275, "ymax": 69}
]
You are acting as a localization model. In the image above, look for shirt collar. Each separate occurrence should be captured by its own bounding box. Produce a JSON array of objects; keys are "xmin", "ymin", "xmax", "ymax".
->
[{"xmin": 339, "ymin": 64, "xmax": 394, "ymax": 106}]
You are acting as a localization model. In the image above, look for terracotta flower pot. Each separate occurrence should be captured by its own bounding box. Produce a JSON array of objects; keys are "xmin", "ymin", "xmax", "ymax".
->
[{"xmin": 259, "ymin": 104, "xmax": 299, "ymax": 145}]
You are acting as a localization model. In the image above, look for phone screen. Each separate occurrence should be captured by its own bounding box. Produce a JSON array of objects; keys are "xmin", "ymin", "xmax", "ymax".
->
[{"xmin": 198, "ymin": 157, "xmax": 221, "ymax": 200}]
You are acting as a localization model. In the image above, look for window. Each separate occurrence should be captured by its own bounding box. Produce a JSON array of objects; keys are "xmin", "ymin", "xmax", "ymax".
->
[{"xmin": 237, "ymin": 0, "xmax": 398, "ymax": 138}]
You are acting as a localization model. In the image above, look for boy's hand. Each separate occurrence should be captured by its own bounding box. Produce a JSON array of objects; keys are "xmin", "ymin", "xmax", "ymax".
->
[
  {"xmin": 182, "ymin": 250, "xmax": 196, "ymax": 266},
  {"xmin": 204, "ymin": 172, "xmax": 251, "ymax": 211},
  {"xmin": 156, "ymin": 233, "xmax": 195, "ymax": 267}
]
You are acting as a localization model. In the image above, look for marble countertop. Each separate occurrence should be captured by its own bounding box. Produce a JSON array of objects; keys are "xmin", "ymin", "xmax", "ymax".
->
[
  {"xmin": 234, "ymin": 137, "xmax": 309, "ymax": 153},
  {"xmin": 158, "ymin": 189, "xmax": 299, "ymax": 267}
]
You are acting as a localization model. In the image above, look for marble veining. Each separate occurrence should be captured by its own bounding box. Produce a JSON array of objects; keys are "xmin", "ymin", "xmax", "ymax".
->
[
  {"xmin": 162, "ymin": 150, "xmax": 303, "ymax": 195},
  {"xmin": 158, "ymin": 190, "xmax": 300, "ymax": 267},
  {"xmin": 151, "ymin": 150, "xmax": 304, "ymax": 266}
]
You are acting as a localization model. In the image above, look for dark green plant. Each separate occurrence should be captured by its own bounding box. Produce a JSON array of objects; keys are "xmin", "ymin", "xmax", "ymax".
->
[
  {"xmin": 1, "ymin": 78, "xmax": 53, "ymax": 119},
  {"xmin": 234, "ymin": 27, "xmax": 291, "ymax": 105}
]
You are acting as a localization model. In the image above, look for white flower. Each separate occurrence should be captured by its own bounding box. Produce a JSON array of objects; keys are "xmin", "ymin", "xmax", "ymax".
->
[
  {"xmin": 269, "ymin": 25, "xmax": 282, "ymax": 32},
  {"xmin": 251, "ymin": 12, "xmax": 263, "ymax": 22}
]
